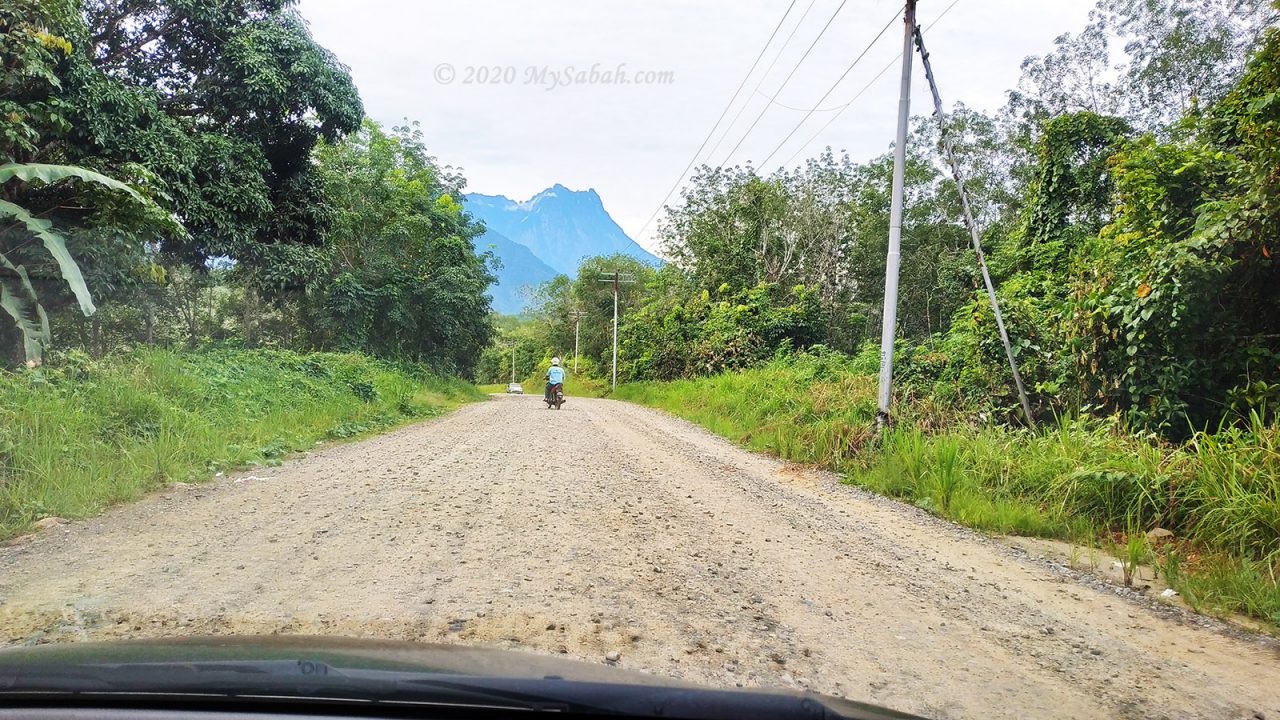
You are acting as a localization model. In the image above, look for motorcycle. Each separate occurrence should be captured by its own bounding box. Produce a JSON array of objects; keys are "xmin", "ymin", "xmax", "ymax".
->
[{"xmin": 544, "ymin": 382, "xmax": 564, "ymax": 410}]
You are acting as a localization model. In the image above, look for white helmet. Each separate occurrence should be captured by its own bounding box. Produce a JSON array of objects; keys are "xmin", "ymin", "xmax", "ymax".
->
[{"xmin": 551, "ymin": 357, "xmax": 561, "ymax": 366}]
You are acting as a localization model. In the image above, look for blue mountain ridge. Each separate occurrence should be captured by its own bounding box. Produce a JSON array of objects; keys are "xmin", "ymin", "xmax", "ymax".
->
[
  {"xmin": 471, "ymin": 228, "xmax": 559, "ymax": 316},
  {"xmin": 465, "ymin": 184, "xmax": 660, "ymax": 314}
]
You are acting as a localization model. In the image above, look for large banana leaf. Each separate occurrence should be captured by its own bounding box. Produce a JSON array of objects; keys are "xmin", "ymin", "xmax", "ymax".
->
[
  {"xmin": 0, "ymin": 199, "xmax": 96, "ymax": 315},
  {"xmin": 0, "ymin": 162, "xmax": 185, "ymax": 364},
  {"xmin": 0, "ymin": 162, "xmax": 143, "ymax": 203},
  {"xmin": 0, "ymin": 254, "xmax": 51, "ymax": 365}
]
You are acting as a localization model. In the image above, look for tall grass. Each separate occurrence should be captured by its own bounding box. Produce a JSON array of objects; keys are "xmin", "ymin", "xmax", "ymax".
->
[
  {"xmin": 1183, "ymin": 412, "xmax": 1280, "ymax": 561},
  {"xmin": 616, "ymin": 352, "xmax": 880, "ymax": 465},
  {"xmin": 0, "ymin": 348, "xmax": 482, "ymax": 539},
  {"xmin": 615, "ymin": 354, "xmax": 1280, "ymax": 628}
]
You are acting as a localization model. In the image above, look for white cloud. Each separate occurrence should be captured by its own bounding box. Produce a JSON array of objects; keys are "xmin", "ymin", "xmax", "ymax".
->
[{"xmin": 297, "ymin": 0, "xmax": 1094, "ymax": 250}]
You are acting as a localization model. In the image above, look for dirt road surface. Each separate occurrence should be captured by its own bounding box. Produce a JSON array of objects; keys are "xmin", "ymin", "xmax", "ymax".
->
[{"xmin": 1, "ymin": 395, "xmax": 1277, "ymax": 718}]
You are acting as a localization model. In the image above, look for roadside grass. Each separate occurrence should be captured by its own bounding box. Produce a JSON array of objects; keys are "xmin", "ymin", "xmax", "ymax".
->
[
  {"xmin": 0, "ymin": 348, "xmax": 482, "ymax": 540},
  {"xmin": 614, "ymin": 355, "xmax": 1280, "ymax": 629},
  {"xmin": 479, "ymin": 357, "xmax": 612, "ymax": 400},
  {"xmin": 518, "ymin": 369, "xmax": 611, "ymax": 398},
  {"xmin": 479, "ymin": 372, "xmax": 609, "ymax": 399},
  {"xmin": 558, "ymin": 372, "xmax": 611, "ymax": 398}
]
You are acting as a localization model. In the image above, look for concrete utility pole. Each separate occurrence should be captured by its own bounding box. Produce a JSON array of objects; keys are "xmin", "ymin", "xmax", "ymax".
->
[
  {"xmin": 915, "ymin": 26, "xmax": 1036, "ymax": 428},
  {"xmin": 568, "ymin": 310, "xmax": 587, "ymax": 373},
  {"xmin": 597, "ymin": 272, "xmax": 636, "ymax": 391},
  {"xmin": 510, "ymin": 341, "xmax": 517, "ymax": 385},
  {"xmin": 876, "ymin": 0, "xmax": 917, "ymax": 429}
]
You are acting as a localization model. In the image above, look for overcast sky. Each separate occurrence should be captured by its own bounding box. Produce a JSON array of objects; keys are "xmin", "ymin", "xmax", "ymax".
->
[{"xmin": 295, "ymin": 1, "xmax": 1094, "ymax": 251}]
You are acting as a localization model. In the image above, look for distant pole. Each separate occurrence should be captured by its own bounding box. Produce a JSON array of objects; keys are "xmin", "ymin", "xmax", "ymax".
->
[
  {"xmin": 511, "ymin": 342, "xmax": 517, "ymax": 384},
  {"xmin": 876, "ymin": 0, "xmax": 917, "ymax": 429},
  {"xmin": 597, "ymin": 272, "xmax": 637, "ymax": 392},
  {"xmin": 568, "ymin": 310, "xmax": 587, "ymax": 373},
  {"xmin": 611, "ymin": 272, "xmax": 619, "ymax": 391}
]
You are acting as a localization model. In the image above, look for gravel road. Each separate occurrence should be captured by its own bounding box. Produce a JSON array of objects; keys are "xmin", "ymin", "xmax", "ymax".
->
[{"xmin": 1, "ymin": 394, "xmax": 1277, "ymax": 719}]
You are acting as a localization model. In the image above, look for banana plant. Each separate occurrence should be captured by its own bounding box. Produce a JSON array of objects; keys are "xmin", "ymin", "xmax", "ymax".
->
[{"xmin": 0, "ymin": 162, "xmax": 177, "ymax": 366}]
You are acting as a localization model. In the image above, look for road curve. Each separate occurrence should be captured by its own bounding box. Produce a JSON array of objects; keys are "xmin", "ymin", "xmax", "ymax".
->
[{"xmin": 0, "ymin": 394, "xmax": 1276, "ymax": 719}]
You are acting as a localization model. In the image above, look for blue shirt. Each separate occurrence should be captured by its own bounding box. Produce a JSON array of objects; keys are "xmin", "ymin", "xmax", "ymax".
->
[{"xmin": 547, "ymin": 366, "xmax": 566, "ymax": 384}]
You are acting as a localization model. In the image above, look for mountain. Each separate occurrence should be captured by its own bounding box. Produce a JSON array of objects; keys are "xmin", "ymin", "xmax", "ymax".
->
[
  {"xmin": 465, "ymin": 184, "xmax": 661, "ymax": 277},
  {"xmin": 472, "ymin": 228, "xmax": 560, "ymax": 315}
]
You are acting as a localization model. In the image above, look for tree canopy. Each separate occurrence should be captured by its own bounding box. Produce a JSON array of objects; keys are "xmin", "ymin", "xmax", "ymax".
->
[{"xmin": 1, "ymin": 0, "xmax": 495, "ymax": 374}]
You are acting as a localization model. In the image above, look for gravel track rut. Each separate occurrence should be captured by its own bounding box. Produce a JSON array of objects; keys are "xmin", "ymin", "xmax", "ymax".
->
[{"xmin": 1, "ymin": 394, "xmax": 1277, "ymax": 718}]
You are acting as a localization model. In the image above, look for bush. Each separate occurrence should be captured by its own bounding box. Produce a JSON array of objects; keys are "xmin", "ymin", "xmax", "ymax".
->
[{"xmin": 620, "ymin": 283, "xmax": 828, "ymax": 381}]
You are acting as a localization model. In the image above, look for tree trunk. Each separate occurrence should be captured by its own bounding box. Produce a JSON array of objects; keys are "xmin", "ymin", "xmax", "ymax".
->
[
  {"xmin": 91, "ymin": 316, "xmax": 103, "ymax": 359},
  {"xmin": 242, "ymin": 282, "xmax": 257, "ymax": 348},
  {"xmin": 186, "ymin": 296, "xmax": 199, "ymax": 348}
]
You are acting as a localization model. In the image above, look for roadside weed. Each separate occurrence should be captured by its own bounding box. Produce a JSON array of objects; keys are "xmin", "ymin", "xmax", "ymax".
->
[{"xmin": 0, "ymin": 349, "xmax": 483, "ymax": 539}]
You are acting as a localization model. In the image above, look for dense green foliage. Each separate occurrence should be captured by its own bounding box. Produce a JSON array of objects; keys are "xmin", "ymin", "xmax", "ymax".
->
[
  {"xmin": 297, "ymin": 121, "xmax": 495, "ymax": 374},
  {"xmin": 933, "ymin": 27, "xmax": 1280, "ymax": 433},
  {"xmin": 1, "ymin": 0, "xmax": 495, "ymax": 370},
  {"xmin": 1067, "ymin": 40, "xmax": 1280, "ymax": 430},
  {"xmin": 0, "ymin": 348, "xmax": 482, "ymax": 539},
  {"xmin": 621, "ymin": 281, "xmax": 827, "ymax": 380}
]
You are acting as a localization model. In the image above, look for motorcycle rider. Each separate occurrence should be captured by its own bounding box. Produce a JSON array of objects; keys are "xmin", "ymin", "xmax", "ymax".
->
[{"xmin": 544, "ymin": 357, "xmax": 566, "ymax": 402}]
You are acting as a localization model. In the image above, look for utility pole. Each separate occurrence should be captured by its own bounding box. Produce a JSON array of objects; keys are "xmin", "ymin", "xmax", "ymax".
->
[
  {"xmin": 567, "ymin": 310, "xmax": 587, "ymax": 374},
  {"xmin": 597, "ymin": 272, "xmax": 636, "ymax": 391},
  {"xmin": 876, "ymin": 0, "xmax": 917, "ymax": 429},
  {"xmin": 510, "ymin": 341, "xmax": 517, "ymax": 385},
  {"xmin": 915, "ymin": 26, "xmax": 1036, "ymax": 428}
]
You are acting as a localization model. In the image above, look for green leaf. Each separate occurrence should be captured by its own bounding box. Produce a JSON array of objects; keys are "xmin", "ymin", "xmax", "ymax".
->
[
  {"xmin": 0, "ymin": 163, "xmax": 144, "ymax": 203},
  {"xmin": 0, "ymin": 199, "xmax": 96, "ymax": 315},
  {"xmin": 0, "ymin": 254, "xmax": 51, "ymax": 365}
]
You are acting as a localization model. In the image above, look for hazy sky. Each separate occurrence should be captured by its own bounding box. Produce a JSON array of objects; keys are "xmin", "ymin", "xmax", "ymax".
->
[{"xmin": 295, "ymin": 1, "xmax": 1094, "ymax": 251}]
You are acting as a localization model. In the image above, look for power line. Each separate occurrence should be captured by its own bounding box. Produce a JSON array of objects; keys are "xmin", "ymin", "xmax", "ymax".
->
[
  {"xmin": 751, "ymin": 88, "xmax": 846, "ymax": 113},
  {"xmin": 781, "ymin": 57, "xmax": 897, "ymax": 167},
  {"xmin": 704, "ymin": 0, "xmax": 820, "ymax": 163},
  {"xmin": 630, "ymin": 0, "xmax": 801, "ymax": 246},
  {"xmin": 716, "ymin": 0, "xmax": 853, "ymax": 168},
  {"xmin": 781, "ymin": 0, "xmax": 963, "ymax": 168},
  {"xmin": 756, "ymin": 5, "xmax": 903, "ymax": 170}
]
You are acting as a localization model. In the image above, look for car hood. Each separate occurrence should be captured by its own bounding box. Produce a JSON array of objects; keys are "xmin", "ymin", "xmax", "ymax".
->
[
  {"xmin": 0, "ymin": 635, "xmax": 920, "ymax": 719},
  {"xmin": 0, "ymin": 635, "xmax": 672, "ymax": 683}
]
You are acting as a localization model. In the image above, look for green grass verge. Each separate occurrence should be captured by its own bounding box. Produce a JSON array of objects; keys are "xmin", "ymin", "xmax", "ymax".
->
[
  {"xmin": 0, "ymin": 348, "xmax": 483, "ymax": 540},
  {"xmin": 547, "ymin": 372, "xmax": 610, "ymax": 398},
  {"xmin": 614, "ymin": 353, "xmax": 1280, "ymax": 629},
  {"xmin": 481, "ymin": 369, "xmax": 612, "ymax": 399}
]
